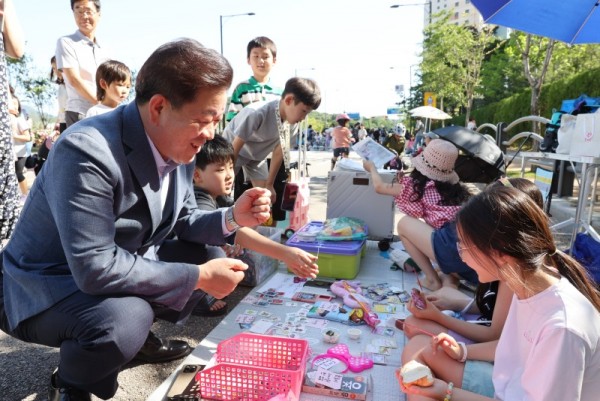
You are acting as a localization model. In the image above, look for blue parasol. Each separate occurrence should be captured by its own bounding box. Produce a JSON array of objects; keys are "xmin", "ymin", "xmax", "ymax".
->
[{"xmin": 471, "ymin": 0, "xmax": 600, "ymax": 45}]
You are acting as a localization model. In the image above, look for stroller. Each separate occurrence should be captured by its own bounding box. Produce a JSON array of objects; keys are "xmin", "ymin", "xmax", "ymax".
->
[{"xmin": 432, "ymin": 126, "xmax": 506, "ymax": 184}]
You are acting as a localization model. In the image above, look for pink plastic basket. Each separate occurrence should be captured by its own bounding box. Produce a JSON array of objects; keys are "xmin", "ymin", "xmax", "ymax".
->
[{"xmin": 196, "ymin": 333, "xmax": 309, "ymax": 401}]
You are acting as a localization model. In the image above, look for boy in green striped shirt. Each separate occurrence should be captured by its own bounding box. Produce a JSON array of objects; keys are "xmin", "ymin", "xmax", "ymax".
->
[{"xmin": 226, "ymin": 36, "xmax": 282, "ymax": 122}]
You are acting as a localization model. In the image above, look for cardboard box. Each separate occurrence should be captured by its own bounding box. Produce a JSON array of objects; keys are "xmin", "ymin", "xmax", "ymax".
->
[
  {"xmin": 239, "ymin": 226, "xmax": 282, "ymax": 287},
  {"xmin": 286, "ymin": 222, "xmax": 365, "ymax": 279},
  {"xmin": 327, "ymin": 170, "xmax": 396, "ymax": 240},
  {"xmin": 302, "ymin": 369, "xmax": 369, "ymax": 400}
]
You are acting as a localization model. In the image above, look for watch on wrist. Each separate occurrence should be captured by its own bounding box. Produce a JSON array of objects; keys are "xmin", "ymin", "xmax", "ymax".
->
[{"xmin": 226, "ymin": 206, "xmax": 241, "ymax": 231}]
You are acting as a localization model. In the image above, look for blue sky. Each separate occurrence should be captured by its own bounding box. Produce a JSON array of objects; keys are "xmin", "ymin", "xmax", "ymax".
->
[{"xmin": 15, "ymin": 0, "xmax": 426, "ymax": 117}]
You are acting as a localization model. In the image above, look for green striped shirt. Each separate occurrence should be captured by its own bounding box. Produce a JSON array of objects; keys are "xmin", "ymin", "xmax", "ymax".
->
[{"xmin": 226, "ymin": 76, "xmax": 282, "ymax": 121}]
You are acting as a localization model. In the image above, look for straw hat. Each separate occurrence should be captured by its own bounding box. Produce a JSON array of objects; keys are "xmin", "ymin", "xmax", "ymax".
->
[{"xmin": 411, "ymin": 139, "xmax": 459, "ymax": 184}]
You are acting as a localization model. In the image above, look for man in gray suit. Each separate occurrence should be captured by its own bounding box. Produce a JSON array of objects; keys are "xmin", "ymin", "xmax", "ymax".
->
[{"xmin": 0, "ymin": 39, "xmax": 271, "ymax": 401}]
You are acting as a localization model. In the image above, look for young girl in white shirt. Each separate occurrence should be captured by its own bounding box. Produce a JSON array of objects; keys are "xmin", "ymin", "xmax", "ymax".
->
[{"xmin": 400, "ymin": 184, "xmax": 600, "ymax": 401}]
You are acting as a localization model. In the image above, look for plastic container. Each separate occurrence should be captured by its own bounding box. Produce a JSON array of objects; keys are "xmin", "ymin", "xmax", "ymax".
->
[
  {"xmin": 197, "ymin": 333, "xmax": 309, "ymax": 401},
  {"xmin": 347, "ymin": 328, "xmax": 362, "ymax": 340},
  {"xmin": 239, "ymin": 226, "xmax": 283, "ymax": 287},
  {"xmin": 322, "ymin": 328, "xmax": 341, "ymax": 344},
  {"xmin": 285, "ymin": 221, "xmax": 366, "ymax": 279}
]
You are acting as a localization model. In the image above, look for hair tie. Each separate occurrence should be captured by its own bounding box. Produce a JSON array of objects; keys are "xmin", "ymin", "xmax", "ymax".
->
[
  {"xmin": 498, "ymin": 177, "xmax": 513, "ymax": 187},
  {"xmin": 548, "ymin": 249, "xmax": 558, "ymax": 257}
]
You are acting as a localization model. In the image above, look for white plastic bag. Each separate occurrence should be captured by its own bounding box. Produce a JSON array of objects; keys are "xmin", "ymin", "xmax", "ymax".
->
[
  {"xmin": 570, "ymin": 112, "xmax": 600, "ymax": 157},
  {"xmin": 555, "ymin": 114, "xmax": 577, "ymax": 154}
]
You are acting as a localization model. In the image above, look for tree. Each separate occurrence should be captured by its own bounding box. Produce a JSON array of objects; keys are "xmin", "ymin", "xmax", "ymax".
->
[
  {"xmin": 420, "ymin": 13, "xmax": 463, "ymax": 116},
  {"xmin": 479, "ymin": 40, "xmax": 528, "ymax": 106},
  {"xmin": 476, "ymin": 33, "xmax": 600, "ymax": 114},
  {"xmin": 23, "ymin": 77, "xmax": 55, "ymax": 128},
  {"xmin": 420, "ymin": 11, "xmax": 499, "ymax": 125},
  {"xmin": 7, "ymin": 53, "xmax": 55, "ymax": 128},
  {"xmin": 6, "ymin": 52, "xmax": 31, "ymax": 90},
  {"xmin": 514, "ymin": 32, "xmax": 555, "ymax": 119}
]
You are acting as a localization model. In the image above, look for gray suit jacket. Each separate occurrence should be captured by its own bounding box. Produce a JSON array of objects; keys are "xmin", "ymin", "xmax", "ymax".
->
[{"xmin": 2, "ymin": 102, "xmax": 225, "ymax": 330}]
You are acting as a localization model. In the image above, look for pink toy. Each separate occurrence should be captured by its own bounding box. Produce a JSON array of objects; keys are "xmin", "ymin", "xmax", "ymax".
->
[
  {"xmin": 312, "ymin": 343, "xmax": 374, "ymax": 373},
  {"xmin": 330, "ymin": 280, "xmax": 367, "ymax": 309},
  {"xmin": 329, "ymin": 280, "xmax": 380, "ymax": 327},
  {"xmin": 411, "ymin": 288, "xmax": 426, "ymax": 310}
]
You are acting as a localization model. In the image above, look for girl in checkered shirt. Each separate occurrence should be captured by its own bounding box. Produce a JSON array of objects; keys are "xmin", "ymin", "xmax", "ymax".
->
[{"xmin": 363, "ymin": 139, "xmax": 473, "ymax": 291}]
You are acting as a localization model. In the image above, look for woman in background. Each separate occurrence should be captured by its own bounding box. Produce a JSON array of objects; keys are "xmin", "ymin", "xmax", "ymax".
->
[{"xmin": 0, "ymin": 0, "xmax": 24, "ymax": 243}]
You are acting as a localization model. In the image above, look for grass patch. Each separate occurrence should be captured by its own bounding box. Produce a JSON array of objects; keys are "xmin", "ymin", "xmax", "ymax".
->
[{"xmin": 506, "ymin": 169, "xmax": 535, "ymax": 180}]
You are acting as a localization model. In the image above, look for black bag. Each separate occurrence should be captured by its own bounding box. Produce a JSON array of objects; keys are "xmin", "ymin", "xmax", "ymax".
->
[
  {"xmin": 25, "ymin": 154, "xmax": 39, "ymax": 169},
  {"xmin": 37, "ymin": 139, "xmax": 51, "ymax": 160}
]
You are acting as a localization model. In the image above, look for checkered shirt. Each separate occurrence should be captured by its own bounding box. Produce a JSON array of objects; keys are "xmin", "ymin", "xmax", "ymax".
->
[{"xmin": 394, "ymin": 176, "xmax": 461, "ymax": 229}]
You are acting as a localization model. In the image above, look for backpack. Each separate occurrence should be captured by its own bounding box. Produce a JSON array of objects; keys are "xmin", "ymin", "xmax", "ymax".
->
[
  {"xmin": 571, "ymin": 233, "xmax": 600, "ymax": 286},
  {"xmin": 540, "ymin": 110, "xmax": 566, "ymax": 153}
]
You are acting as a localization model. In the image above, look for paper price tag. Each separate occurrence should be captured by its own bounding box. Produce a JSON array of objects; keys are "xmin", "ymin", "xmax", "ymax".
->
[
  {"xmin": 305, "ymin": 318, "xmax": 328, "ymax": 328},
  {"xmin": 235, "ymin": 314, "xmax": 255, "ymax": 324},
  {"xmin": 319, "ymin": 302, "xmax": 340, "ymax": 312},
  {"xmin": 312, "ymin": 357, "xmax": 339, "ymax": 370},
  {"xmin": 249, "ymin": 319, "xmax": 273, "ymax": 334},
  {"xmin": 314, "ymin": 367, "xmax": 343, "ymax": 390}
]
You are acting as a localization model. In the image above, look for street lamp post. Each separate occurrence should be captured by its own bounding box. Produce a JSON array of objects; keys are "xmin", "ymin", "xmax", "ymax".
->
[
  {"xmin": 219, "ymin": 12, "xmax": 255, "ymax": 55},
  {"xmin": 408, "ymin": 63, "xmax": 419, "ymax": 108},
  {"xmin": 390, "ymin": 2, "xmax": 432, "ymax": 24}
]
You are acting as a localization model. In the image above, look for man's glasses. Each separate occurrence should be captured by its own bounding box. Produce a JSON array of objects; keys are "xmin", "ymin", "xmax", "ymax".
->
[{"xmin": 74, "ymin": 8, "xmax": 97, "ymax": 17}]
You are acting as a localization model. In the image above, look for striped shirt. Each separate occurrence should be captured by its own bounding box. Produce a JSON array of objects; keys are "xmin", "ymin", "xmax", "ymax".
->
[{"xmin": 226, "ymin": 76, "xmax": 282, "ymax": 121}]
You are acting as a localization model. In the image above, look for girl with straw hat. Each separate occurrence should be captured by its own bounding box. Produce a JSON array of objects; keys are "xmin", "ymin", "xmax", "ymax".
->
[{"xmin": 363, "ymin": 139, "xmax": 474, "ymax": 291}]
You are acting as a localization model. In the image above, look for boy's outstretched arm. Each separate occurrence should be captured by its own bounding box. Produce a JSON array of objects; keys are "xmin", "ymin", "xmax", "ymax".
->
[{"xmin": 235, "ymin": 228, "xmax": 319, "ymax": 279}]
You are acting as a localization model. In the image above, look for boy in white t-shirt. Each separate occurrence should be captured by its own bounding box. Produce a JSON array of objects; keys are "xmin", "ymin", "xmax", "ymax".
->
[{"xmin": 85, "ymin": 60, "xmax": 131, "ymax": 118}]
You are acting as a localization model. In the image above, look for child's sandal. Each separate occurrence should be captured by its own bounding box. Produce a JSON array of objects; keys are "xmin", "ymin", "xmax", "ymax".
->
[{"xmin": 403, "ymin": 258, "xmax": 421, "ymax": 273}]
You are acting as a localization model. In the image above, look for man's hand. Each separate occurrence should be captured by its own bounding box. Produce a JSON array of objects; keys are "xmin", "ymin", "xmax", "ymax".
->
[
  {"xmin": 233, "ymin": 187, "xmax": 271, "ymax": 226},
  {"xmin": 196, "ymin": 258, "xmax": 248, "ymax": 299}
]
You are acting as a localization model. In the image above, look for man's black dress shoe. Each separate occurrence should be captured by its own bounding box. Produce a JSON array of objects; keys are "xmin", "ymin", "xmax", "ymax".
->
[
  {"xmin": 134, "ymin": 331, "xmax": 192, "ymax": 363},
  {"xmin": 48, "ymin": 369, "xmax": 91, "ymax": 401}
]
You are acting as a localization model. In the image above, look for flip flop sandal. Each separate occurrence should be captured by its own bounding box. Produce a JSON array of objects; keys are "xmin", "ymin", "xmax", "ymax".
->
[
  {"xmin": 192, "ymin": 300, "xmax": 228, "ymax": 317},
  {"xmin": 403, "ymin": 258, "xmax": 422, "ymax": 273}
]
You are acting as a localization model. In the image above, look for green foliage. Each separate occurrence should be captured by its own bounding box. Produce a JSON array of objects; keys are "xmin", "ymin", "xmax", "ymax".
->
[
  {"xmin": 425, "ymin": 13, "xmax": 600, "ymax": 137},
  {"xmin": 453, "ymin": 66, "xmax": 600, "ymax": 137},
  {"xmin": 479, "ymin": 42, "xmax": 528, "ymax": 105},
  {"xmin": 22, "ymin": 77, "xmax": 55, "ymax": 128},
  {"xmin": 6, "ymin": 54, "xmax": 33, "ymax": 90},
  {"xmin": 420, "ymin": 11, "xmax": 500, "ymax": 124},
  {"xmin": 7, "ymin": 53, "xmax": 56, "ymax": 128}
]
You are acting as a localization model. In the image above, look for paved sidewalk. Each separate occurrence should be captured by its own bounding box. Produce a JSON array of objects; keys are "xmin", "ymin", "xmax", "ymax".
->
[{"xmin": 0, "ymin": 150, "xmax": 593, "ymax": 400}]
